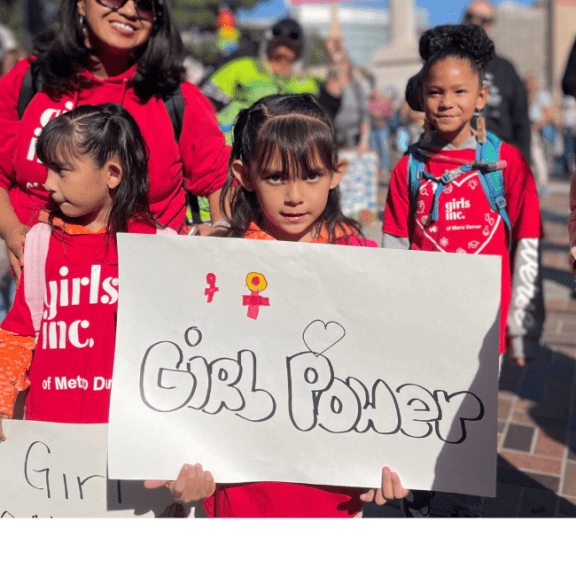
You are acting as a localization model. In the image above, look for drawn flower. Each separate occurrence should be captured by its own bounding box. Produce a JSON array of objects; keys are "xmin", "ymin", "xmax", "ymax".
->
[
  {"xmin": 246, "ymin": 272, "xmax": 267, "ymax": 292},
  {"xmin": 440, "ymin": 237, "xmax": 449, "ymax": 247},
  {"xmin": 469, "ymin": 180, "xmax": 478, "ymax": 190}
]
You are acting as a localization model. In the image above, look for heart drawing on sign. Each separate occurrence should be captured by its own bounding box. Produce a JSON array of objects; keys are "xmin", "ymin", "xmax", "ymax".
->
[{"xmin": 302, "ymin": 320, "xmax": 346, "ymax": 357}]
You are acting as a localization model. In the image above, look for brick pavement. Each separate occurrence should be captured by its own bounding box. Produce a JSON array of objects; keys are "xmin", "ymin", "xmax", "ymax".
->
[{"xmin": 362, "ymin": 177, "xmax": 576, "ymax": 517}]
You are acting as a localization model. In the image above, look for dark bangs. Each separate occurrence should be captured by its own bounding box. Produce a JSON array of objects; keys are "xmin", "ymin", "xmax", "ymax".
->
[
  {"xmin": 254, "ymin": 114, "xmax": 339, "ymax": 179},
  {"xmin": 35, "ymin": 116, "xmax": 77, "ymax": 169}
]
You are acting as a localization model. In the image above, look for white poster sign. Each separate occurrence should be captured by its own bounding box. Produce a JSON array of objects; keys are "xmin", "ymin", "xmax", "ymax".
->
[
  {"xmin": 0, "ymin": 420, "xmax": 200, "ymax": 518},
  {"xmin": 109, "ymin": 235, "xmax": 501, "ymax": 497},
  {"xmin": 338, "ymin": 149, "xmax": 378, "ymax": 216}
]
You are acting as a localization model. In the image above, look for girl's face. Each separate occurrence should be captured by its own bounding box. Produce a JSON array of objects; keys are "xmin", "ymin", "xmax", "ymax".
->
[
  {"xmin": 43, "ymin": 153, "xmax": 122, "ymax": 231},
  {"xmin": 233, "ymin": 149, "xmax": 346, "ymax": 242},
  {"xmin": 77, "ymin": 0, "xmax": 154, "ymax": 57},
  {"xmin": 420, "ymin": 56, "xmax": 488, "ymax": 147}
]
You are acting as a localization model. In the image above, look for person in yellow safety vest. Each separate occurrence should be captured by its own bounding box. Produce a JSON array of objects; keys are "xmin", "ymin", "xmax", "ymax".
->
[{"xmin": 201, "ymin": 18, "xmax": 345, "ymax": 144}]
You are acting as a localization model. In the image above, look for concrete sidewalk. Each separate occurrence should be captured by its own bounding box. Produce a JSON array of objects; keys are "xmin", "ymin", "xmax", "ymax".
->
[{"xmin": 362, "ymin": 177, "xmax": 576, "ymax": 517}]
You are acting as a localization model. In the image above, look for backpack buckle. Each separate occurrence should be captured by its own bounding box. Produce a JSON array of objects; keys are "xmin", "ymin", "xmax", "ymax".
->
[
  {"xmin": 495, "ymin": 196, "xmax": 507, "ymax": 209},
  {"xmin": 474, "ymin": 161, "xmax": 500, "ymax": 173},
  {"xmin": 440, "ymin": 168, "xmax": 463, "ymax": 184}
]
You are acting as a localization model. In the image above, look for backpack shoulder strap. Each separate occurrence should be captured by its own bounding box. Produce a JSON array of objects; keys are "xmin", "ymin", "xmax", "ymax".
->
[
  {"xmin": 18, "ymin": 66, "xmax": 41, "ymax": 121},
  {"xmin": 163, "ymin": 85, "xmax": 203, "ymax": 225},
  {"xmin": 407, "ymin": 143, "xmax": 425, "ymax": 222},
  {"xmin": 23, "ymin": 223, "xmax": 52, "ymax": 339},
  {"xmin": 476, "ymin": 132, "xmax": 512, "ymax": 248},
  {"xmin": 163, "ymin": 85, "xmax": 185, "ymax": 143}
]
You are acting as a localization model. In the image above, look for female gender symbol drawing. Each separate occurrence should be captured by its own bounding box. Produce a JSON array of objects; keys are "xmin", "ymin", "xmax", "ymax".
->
[{"xmin": 243, "ymin": 272, "xmax": 270, "ymax": 319}]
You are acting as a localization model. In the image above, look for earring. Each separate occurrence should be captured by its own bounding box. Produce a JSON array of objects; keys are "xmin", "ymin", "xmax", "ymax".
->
[
  {"xmin": 79, "ymin": 14, "xmax": 86, "ymax": 34},
  {"xmin": 475, "ymin": 109, "xmax": 486, "ymax": 144},
  {"xmin": 424, "ymin": 117, "xmax": 432, "ymax": 143}
]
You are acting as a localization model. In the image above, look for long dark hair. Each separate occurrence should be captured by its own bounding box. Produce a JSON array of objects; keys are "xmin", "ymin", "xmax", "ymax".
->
[
  {"xmin": 220, "ymin": 93, "xmax": 362, "ymax": 243},
  {"xmin": 32, "ymin": 0, "xmax": 185, "ymax": 101},
  {"xmin": 36, "ymin": 103, "xmax": 155, "ymax": 238}
]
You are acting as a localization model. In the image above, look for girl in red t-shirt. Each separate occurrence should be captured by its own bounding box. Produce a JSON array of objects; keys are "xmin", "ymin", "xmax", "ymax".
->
[
  {"xmin": 147, "ymin": 93, "xmax": 409, "ymax": 517},
  {"xmin": 383, "ymin": 24, "xmax": 543, "ymax": 517},
  {"xmin": 0, "ymin": 102, "xmax": 178, "ymax": 433}
]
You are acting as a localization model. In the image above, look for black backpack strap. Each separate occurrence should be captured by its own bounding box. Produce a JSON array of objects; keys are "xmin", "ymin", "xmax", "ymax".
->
[
  {"xmin": 163, "ymin": 86, "xmax": 202, "ymax": 225},
  {"xmin": 163, "ymin": 85, "xmax": 185, "ymax": 143},
  {"xmin": 18, "ymin": 67, "xmax": 40, "ymax": 120}
]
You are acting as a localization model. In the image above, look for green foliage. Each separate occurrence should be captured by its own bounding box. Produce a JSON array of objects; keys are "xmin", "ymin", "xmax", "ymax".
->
[{"xmin": 0, "ymin": 0, "xmax": 52, "ymax": 47}]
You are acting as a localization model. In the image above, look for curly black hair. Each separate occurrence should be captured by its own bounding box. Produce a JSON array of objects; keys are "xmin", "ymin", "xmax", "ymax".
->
[{"xmin": 420, "ymin": 24, "xmax": 495, "ymax": 83}]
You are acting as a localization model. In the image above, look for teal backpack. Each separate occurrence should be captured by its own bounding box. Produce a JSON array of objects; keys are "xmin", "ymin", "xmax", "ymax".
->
[{"xmin": 407, "ymin": 131, "xmax": 512, "ymax": 248}]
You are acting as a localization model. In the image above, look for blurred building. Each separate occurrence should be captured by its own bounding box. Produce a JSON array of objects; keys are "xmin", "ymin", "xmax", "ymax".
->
[
  {"xmin": 554, "ymin": 0, "xmax": 576, "ymax": 90},
  {"xmin": 492, "ymin": 2, "xmax": 549, "ymax": 88},
  {"xmin": 293, "ymin": 3, "xmax": 427, "ymax": 68},
  {"xmin": 368, "ymin": 0, "xmax": 424, "ymax": 97}
]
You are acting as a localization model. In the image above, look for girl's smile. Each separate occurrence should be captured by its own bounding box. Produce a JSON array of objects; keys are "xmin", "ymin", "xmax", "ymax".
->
[{"xmin": 421, "ymin": 56, "xmax": 488, "ymax": 148}]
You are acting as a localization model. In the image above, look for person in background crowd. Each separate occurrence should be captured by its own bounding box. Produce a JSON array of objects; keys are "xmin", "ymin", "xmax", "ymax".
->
[
  {"xmin": 368, "ymin": 86, "xmax": 394, "ymax": 178},
  {"xmin": 560, "ymin": 94, "xmax": 576, "ymax": 179},
  {"xmin": 333, "ymin": 59, "xmax": 371, "ymax": 153},
  {"xmin": 201, "ymin": 17, "xmax": 345, "ymax": 143},
  {"xmin": 0, "ymin": 24, "xmax": 25, "ymax": 77},
  {"xmin": 404, "ymin": 0, "xmax": 531, "ymax": 162},
  {"xmin": 525, "ymin": 73, "xmax": 553, "ymax": 197}
]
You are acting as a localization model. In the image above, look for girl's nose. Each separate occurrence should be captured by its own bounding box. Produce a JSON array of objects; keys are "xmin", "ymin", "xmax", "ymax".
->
[
  {"xmin": 44, "ymin": 171, "xmax": 55, "ymax": 192},
  {"xmin": 284, "ymin": 181, "xmax": 304, "ymax": 205},
  {"xmin": 439, "ymin": 94, "xmax": 453, "ymax": 108}
]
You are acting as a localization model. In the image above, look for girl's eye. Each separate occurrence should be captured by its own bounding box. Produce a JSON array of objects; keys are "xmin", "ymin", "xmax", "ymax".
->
[
  {"xmin": 266, "ymin": 173, "xmax": 283, "ymax": 183},
  {"xmin": 305, "ymin": 172, "xmax": 321, "ymax": 182}
]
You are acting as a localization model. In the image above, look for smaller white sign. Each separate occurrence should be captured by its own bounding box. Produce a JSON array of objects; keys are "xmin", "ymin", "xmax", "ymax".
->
[
  {"xmin": 0, "ymin": 420, "xmax": 202, "ymax": 518},
  {"xmin": 338, "ymin": 149, "xmax": 378, "ymax": 216}
]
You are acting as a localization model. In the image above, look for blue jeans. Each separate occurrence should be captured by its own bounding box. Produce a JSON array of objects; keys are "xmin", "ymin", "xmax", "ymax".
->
[{"xmin": 370, "ymin": 126, "xmax": 390, "ymax": 172}]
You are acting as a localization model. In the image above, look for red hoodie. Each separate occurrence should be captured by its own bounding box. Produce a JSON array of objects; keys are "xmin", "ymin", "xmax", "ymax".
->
[{"xmin": 0, "ymin": 59, "xmax": 230, "ymax": 232}]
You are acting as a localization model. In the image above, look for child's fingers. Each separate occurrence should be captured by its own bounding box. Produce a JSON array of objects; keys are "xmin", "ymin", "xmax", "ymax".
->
[
  {"xmin": 391, "ymin": 473, "xmax": 410, "ymax": 500},
  {"xmin": 171, "ymin": 463, "xmax": 216, "ymax": 503},
  {"xmin": 359, "ymin": 489, "xmax": 375, "ymax": 503},
  {"xmin": 143, "ymin": 479, "xmax": 170, "ymax": 490},
  {"xmin": 376, "ymin": 466, "xmax": 394, "ymax": 504}
]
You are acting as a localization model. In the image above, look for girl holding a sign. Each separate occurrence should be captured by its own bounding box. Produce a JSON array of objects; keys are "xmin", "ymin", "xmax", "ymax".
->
[{"xmin": 167, "ymin": 92, "xmax": 407, "ymax": 517}]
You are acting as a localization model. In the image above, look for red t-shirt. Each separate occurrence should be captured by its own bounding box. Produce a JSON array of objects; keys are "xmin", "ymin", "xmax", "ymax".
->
[
  {"xmin": 382, "ymin": 141, "xmax": 542, "ymax": 353},
  {"xmin": 0, "ymin": 59, "xmax": 230, "ymax": 232},
  {"xmin": 1, "ymin": 219, "xmax": 169, "ymax": 423},
  {"xmin": 202, "ymin": 222, "xmax": 374, "ymax": 518}
]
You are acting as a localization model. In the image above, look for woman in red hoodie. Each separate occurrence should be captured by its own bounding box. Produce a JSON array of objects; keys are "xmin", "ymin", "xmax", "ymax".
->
[{"xmin": 0, "ymin": 0, "xmax": 229, "ymax": 282}]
